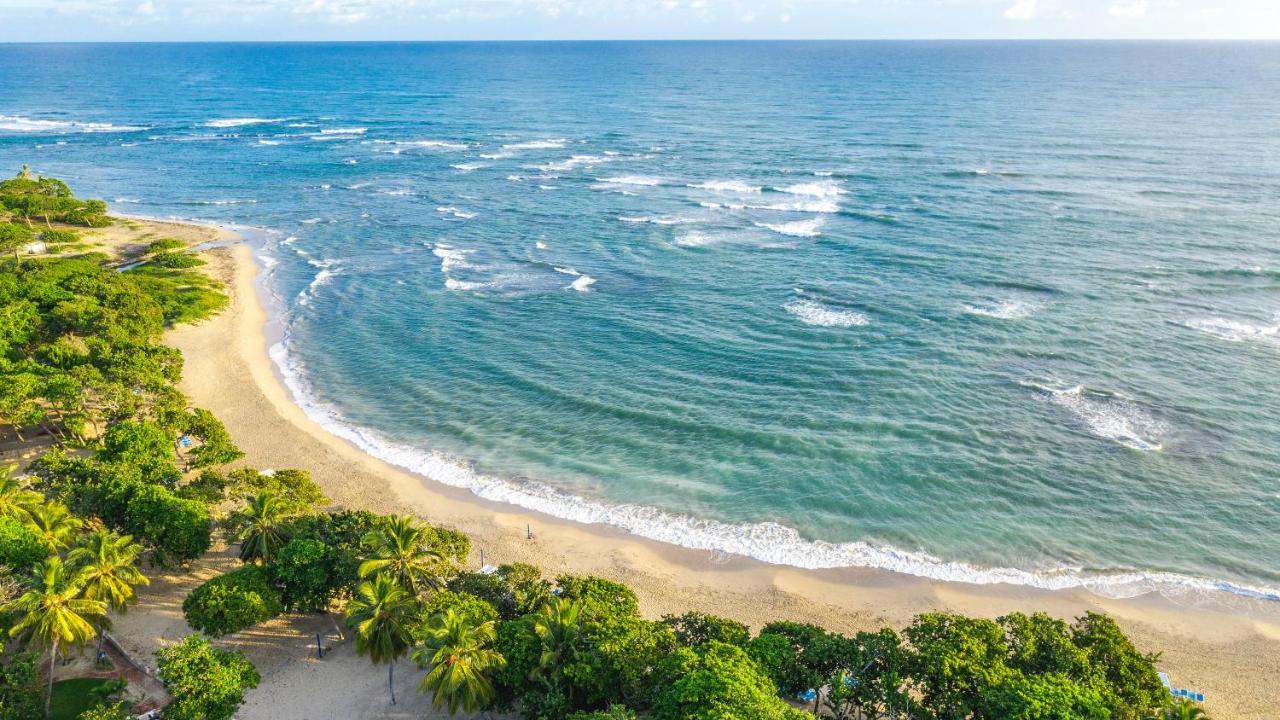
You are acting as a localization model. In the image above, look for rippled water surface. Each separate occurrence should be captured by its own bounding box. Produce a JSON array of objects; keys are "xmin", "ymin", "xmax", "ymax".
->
[{"xmin": 2, "ymin": 41, "xmax": 1278, "ymax": 598}]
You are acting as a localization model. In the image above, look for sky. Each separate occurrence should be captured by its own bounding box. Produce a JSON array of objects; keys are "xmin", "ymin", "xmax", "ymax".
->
[{"xmin": 0, "ymin": 0, "xmax": 1277, "ymax": 42}]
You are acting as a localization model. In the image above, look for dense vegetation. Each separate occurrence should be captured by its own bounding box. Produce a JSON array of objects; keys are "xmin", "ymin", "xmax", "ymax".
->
[{"xmin": 0, "ymin": 170, "xmax": 1205, "ymax": 719}]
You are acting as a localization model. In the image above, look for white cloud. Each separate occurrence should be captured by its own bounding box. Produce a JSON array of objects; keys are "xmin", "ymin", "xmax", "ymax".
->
[
  {"xmin": 135, "ymin": 0, "xmax": 154, "ymax": 14},
  {"xmin": 740, "ymin": 9, "xmax": 755, "ymax": 22},
  {"xmin": 1108, "ymin": 0, "xmax": 1149, "ymax": 18},
  {"xmin": 1004, "ymin": 0, "xmax": 1037, "ymax": 20}
]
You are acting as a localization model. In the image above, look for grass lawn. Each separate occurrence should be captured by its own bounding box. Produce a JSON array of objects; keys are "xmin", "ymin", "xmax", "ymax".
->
[{"xmin": 49, "ymin": 677, "xmax": 110, "ymax": 720}]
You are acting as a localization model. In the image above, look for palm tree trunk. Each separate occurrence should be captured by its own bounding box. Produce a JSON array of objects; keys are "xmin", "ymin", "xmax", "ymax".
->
[
  {"xmin": 388, "ymin": 659, "xmax": 396, "ymax": 705},
  {"xmin": 45, "ymin": 645, "xmax": 56, "ymax": 719}
]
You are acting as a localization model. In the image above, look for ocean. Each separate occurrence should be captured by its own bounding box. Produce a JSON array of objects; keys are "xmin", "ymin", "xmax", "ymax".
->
[{"xmin": 2, "ymin": 41, "xmax": 1278, "ymax": 601}]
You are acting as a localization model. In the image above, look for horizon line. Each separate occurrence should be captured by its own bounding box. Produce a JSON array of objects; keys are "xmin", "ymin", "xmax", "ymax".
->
[{"xmin": 3, "ymin": 37, "xmax": 1279, "ymax": 45}]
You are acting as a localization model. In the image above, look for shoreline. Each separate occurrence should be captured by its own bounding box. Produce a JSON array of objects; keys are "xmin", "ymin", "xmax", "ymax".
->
[{"xmin": 160, "ymin": 218, "xmax": 1280, "ymax": 719}]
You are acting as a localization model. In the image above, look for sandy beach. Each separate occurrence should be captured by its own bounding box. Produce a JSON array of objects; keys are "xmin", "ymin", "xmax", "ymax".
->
[{"xmin": 146, "ymin": 221, "xmax": 1280, "ymax": 719}]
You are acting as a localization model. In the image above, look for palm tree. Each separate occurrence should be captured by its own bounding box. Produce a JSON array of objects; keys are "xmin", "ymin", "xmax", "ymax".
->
[
  {"xmin": 0, "ymin": 465, "xmax": 42, "ymax": 522},
  {"xmin": 358, "ymin": 514, "xmax": 445, "ymax": 596},
  {"xmin": 67, "ymin": 529, "xmax": 149, "ymax": 656},
  {"xmin": 24, "ymin": 502, "xmax": 82, "ymax": 553},
  {"xmin": 228, "ymin": 489, "xmax": 294, "ymax": 564},
  {"xmin": 1156, "ymin": 699, "xmax": 1211, "ymax": 720},
  {"xmin": 413, "ymin": 609, "xmax": 506, "ymax": 715},
  {"xmin": 4, "ymin": 557, "xmax": 108, "ymax": 718},
  {"xmin": 530, "ymin": 596, "xmax": 584, "ymax": 705},
  {"xmin": 346, "ymin": 574, "xmax": 417, "ymax": 705}
]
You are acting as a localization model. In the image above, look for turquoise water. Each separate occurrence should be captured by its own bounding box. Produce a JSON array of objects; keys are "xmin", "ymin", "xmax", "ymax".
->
[{"xmin": 2, "ymin": 42, "xmax": 1278, "ymax": 599}]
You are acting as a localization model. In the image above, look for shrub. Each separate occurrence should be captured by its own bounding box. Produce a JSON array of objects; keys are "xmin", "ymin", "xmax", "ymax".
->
[
  {"xmin": 156, "ymin": 635, "xmax": 259, "ymax": 720},
  {"xmin": 0, "ymin": 517, "xmax": 48, "ymax": 571},
  {"xmin": 145, "ymin": 238, "xmax": 186, "ymax": 253},
  {"xmin": 182, "ymin": 565, "xmax": 283, "ymax": 637},
  {"xmin": 663, "ymin": 611, "xmax": 750, "ymax": 648}
]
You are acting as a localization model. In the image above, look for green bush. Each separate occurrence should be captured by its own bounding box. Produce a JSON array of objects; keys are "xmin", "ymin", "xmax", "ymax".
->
[
  {"xmin": 182, "ymin": 565, "xmax": 282, "ymax": 637},
  {"xmin": 156, "ymin": 635, "xmax": 259, "ymax": 720},
  {"xmin": 0, "ymin": 517, "xmax": 48, "ymax": 570},
  {"xmin": 146, "ymin": 238, "xmax": 186, "ymax": 253}
]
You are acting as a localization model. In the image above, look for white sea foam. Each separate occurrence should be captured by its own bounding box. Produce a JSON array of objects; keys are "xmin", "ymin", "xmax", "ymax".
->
[
  {"xmin": 0, "ymin": 115, "xmax": 148, "ymax": 133},
  {"xmin": 257, "ymin": 139, "xmax": 281, "ymax": 145},
  {"xmin": 444, "ymin": 278, "xmax": 487, "ymax": 291},
  {"xmin": 537, "ymin": 154, "xmax": 614, "ymax": 173},
  {"xmin": 432, "ymin": 244, "xmax": 471, "ymax": 273},
  {"xmin": 963, "ymin": 299, "xmax": 1041, "ymax": 320},
  {"xmin": 535, "ymin": 241, "xmax": 548, "ymax": 250},
  {"xmin": 261, "ymin": 315, "xmax": 1279, "ymax": 603},
  {"xmin": 618, "ymin": 215, "xmax": 696, "ymax": 225},
  {"xmin": 199, "ymin": 199, "xmax": 257, "ymax": 206},
  {"xmin": 112, "ymin": 197, "xmax": 142, "ymax": 204},
  {"xmin": 757, "ymin": 218, "xmax": 825, "ymax": 237},
  {"xmin": 775, "ymin": 180, "xmax": 847, "ymax": 199},
  {"xmin": 318, "ymin": 127, "xmax": 367, "ymax": 135},
  {"xmin": 1184, "ymin": 313, "xmax": 1280, "ymax": 344},
  {"xmin": 451, "ymin": 162, "xmax": 485, "ymax": 171},
  {"xmin": 689, "ymin": 180, "xmax": 762, "ymax": 193},
  {"xmin": 205, "ymin": 118, "xmax": 284, "ymax": 128},
  {"xmin": 503, "ymin": 138, "xmax": 568, "ymax": 150},
  {"xmin": 1022, "ymin": 380, "xmax": 1168, "ymax": 452},
  {"xmin": 785, "ymin": 298, "xmax": 869, "ymax": 327},
  {"xmin": 672, "ymin": 231, "xmax": 729, "ymax": 248},
  {"xmin": 597, "ymin": 176, "xmax": 664, "ymax": 186},
  {"xmin": 297, "ymin": 267, "xmax": 340, "ymax": 307},
  {"xmin": 402, "ymin": 139, "xmax": 466, "ymax": 149},
  {"xmin": 554, "ymin": 267, "xmax": 580, "ymax": 276},
  {"xmin": 436, "ymin": 206, "xmax": 477, "ymax": 219},
  {"xmin": 748, "ymin": 199, "xmax": 841, "ymax": 213},
  {"xmin": 569, "ymin": 274, "xmax": 596, "ymax": 292}
]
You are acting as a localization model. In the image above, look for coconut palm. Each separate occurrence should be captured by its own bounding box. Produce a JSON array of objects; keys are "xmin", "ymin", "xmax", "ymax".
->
[
  {"xmin": 1156, "ymin": 699, "xmax": 1211, "ymax": 720},
  {"xmin": 346, "ymin": 574, "xmax": 417, "ymax": 705},
  {"xmin": 530, "ymin": 596, "xmax": 584, "ymax": 706},
  {"xmin": 4, "ymin": 557, "xmax": 108, "ymax": 718},
  {"xmin": 358, "ymin": 514, "xmax": 444, "ymax": 596},
  {"xmin": 413, "ymin": 609, "xmax": 506, "ymax": 715},
  {"xmin": 68, "ymin": 529, "xmax": 149, "ymax": 656},
  {"xmin": 24, "ymin": 502, "xmax": 82, "ymax": 553},
  {"xmin": 228, "ymin": 489, "xmax": 294, "ymax": 564},
  {"xmin": 0, "ymin": 465, "xmax": 42, "ymax": 522}
]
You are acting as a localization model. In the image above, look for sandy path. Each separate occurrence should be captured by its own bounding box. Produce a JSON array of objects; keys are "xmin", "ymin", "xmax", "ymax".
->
[{"xmin": 156, "ymin": 229, "xmax": 1280, "ymax": 719}]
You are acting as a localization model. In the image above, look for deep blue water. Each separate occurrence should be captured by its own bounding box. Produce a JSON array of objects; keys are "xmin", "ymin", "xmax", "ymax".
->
[{"xmin": 2, "ymin": 41, "xmax": 1279, "ymax": 600}]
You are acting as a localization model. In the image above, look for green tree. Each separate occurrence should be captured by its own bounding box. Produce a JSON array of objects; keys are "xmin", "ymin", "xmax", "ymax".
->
[
  {"xmin": 359, "ymin": 514, "xmax": 445, "ymax": 596},
  {"xmin": 0, "ymin": 467, "xmax": 41, "ymax": 523},
  {"xmin": 1157, "ymin": 698, "xmax": 1211, "ymax": 720},
  {"xmin": 903, "ymin": 613, "xmax": 1011, "ymax": 720},
  {"xmin": 527, "ymin": 596, "xmax": 586, "ymax": 712},
  {"xmin": 226, "ymin": 489, "xmax": 295, "ymax": 565},
  {"xmin": 271, "ymin": 537, "xmax": 330, "ymax": 613},
  {"xmin": 4, "ymin": 558, "xmax": 107, "ymax": 718},
  {"xmin": 96, "ymin": 420, "xmax": 179, "ymax": 486},
  {"xmin": 0, "ymin": 224, "xmax": 34, "ymax": 266},
  {"xmin": 67, "ymin": 529, "xmax": 149, "ymax": 656},
  {"xmin": 448, "ymin": 562, "xmax": 551, "ymax": 620},
  {"xmin": 1070, "ymin": 613, "xmax": 1165, "ymax": 720},
  {"xmin": 662, "ymin": 611, "xmax": 750, "ymax": 648},
  {"xmin": 155, "ymin": 635, "xmax": 260, "ymax": 720},
  {"xmin": 0, "ymin": 517, "xmax": 48, "ymax": 570},
  {"xmin": 652, "ymin": 641, "xmax": 807, "ymax": 720},
  {"xmin": 76, "ymin": 700, "xmax": 132, "ymax": 720},
  {"xmin": 182, "ymin": 565, "xmax": 282, "ymax": 637},
  {"xmin": 0, "ymin": 649, "xmax": 43, "ymax": 720},
  {"xmin": 345, "ymin": 574, "xmax": 417, "ymax": 705},
  {"xmin": 983, "ymin": 671, "xmax": 1110, "ymax": 720},
  {"xmin": 413, "ymin": 608, "xmax": 507, "ymax": 715},
  {"xmin": 23, "ymin": 502, "xmax": 81, "ymax": 554}
]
